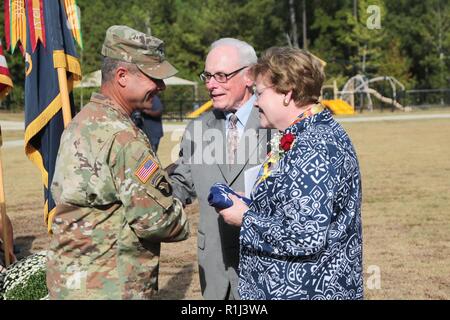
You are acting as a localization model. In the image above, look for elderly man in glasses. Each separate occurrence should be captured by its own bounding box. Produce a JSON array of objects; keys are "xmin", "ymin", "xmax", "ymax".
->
[{"xmin": 169, "ymin": 38, "xmax": 271, "ymax": 300}]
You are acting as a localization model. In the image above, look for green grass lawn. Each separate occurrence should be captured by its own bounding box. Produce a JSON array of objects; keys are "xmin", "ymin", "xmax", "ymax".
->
[
  {"xmin": 334, "ymin": 106, "xmax": 450, "ymax": 118},
  {"xmin": 2, "ymin": 116, "xmax": 450, "ymax": 299},
  {"xmin": 1, "ymin": 106, "xmax": 449, "ymax": 123},
  {"xmin": 343, "ymin": 119, "xmax": 450, "ymax": 299}
]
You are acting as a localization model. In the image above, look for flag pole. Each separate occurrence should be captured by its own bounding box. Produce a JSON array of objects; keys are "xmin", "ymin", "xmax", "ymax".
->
[
  {"xmin": 0, "ymin": 125, "xmax": 11, "ymax": 267},
  {"xmin": 56, "ymin": 67, "xmax": 72, "ymax": 128}
]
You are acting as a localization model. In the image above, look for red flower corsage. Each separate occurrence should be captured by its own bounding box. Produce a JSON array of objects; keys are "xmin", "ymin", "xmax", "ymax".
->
[{"xmin": 280, "ymin": 133, "xmax": 295, "ymax": 152}]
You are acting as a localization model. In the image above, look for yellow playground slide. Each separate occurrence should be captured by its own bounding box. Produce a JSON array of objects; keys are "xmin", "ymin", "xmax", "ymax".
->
[{"xmin": 321, "ymin": 99, "xmax": 355, "ymax": 115}]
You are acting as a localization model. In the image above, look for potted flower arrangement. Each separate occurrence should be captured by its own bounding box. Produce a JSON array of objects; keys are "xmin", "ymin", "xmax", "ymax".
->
[{"xmin": 0, "ymin": 251, "xmax": 48, "ymax": 300}]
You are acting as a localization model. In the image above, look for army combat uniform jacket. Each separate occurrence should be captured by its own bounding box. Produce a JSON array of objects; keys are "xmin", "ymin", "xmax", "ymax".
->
[{"xmin": 47, "ymin": 93, "xmax": 189, "ymax": 300}]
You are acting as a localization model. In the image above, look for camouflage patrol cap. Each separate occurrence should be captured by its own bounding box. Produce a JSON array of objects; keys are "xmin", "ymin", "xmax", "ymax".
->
[{"xmin": 101, "ymin": 25, "xmax": 178, "ymax": 79}]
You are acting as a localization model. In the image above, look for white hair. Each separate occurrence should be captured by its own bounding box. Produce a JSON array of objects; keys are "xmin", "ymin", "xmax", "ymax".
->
[{"xmin": 210, "ymin": 38, "xmax": 257, "ymax": 66}]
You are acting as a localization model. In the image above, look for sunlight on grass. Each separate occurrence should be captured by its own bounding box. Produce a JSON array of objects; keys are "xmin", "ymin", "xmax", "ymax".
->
[
  {"xmin": 0, "ymin": 112, "xmax": 24, "ymax": 121},
  {"xmin": 1, "ymin": 130, "xmax": 24, "ymax": 141},
  {"xmin": 1, "ymin": 116, "xmax": 449, "ymax": 299},
  {"xmin": 343, "ymin": 119, "xmax": 450, "ymax": 299}
]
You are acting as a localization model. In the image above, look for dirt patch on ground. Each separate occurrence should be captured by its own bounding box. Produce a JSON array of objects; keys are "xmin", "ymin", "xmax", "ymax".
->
[
  {"xmin": 8, "ymin": 195, "xmax": 203, "ymax": 300},
  {"xmin": 3, "ymin": 117, "xmax": 450, "ymax": 299},
  {"xmin": 155, "ymin": 201, "xmax": 202, "ymax": 300}
]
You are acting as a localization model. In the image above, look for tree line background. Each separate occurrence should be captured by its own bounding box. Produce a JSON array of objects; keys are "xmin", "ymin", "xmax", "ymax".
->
[{"xmin": 0, "ymin": 0, "xmax": 449, "ymax": 111}]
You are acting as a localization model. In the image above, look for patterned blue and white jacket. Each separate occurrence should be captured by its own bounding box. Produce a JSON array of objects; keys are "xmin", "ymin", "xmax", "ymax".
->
[{"xmin": 239, "ymin": 108, "xmax": 363, "ymax": 300}]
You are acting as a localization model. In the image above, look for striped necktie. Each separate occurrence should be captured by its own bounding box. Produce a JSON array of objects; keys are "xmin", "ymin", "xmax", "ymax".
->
[{"xmin": 227, "ymin": 113, "xmax": 239, "ymax": 165}]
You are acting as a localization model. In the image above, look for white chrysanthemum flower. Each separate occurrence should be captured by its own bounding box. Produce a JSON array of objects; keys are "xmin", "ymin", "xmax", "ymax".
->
[{"xmin": 1, "ymin": 251, "xmax": 48, "ymax": 300}]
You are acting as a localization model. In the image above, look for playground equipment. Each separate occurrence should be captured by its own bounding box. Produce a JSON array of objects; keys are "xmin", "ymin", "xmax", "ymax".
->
[
  {"xmin": 336, "ymin": 75, "xmax": 408, "ymax": 112},
  {"xmin": 188, "ymin": 74, "xmax": 408, "ymax": 119},
  {"xmin": 321, "ymin": 99, "xmax": 355, "ymax": 115},
  {"xmin": 186, "ymin": 100, "xmax": 213, "ymax": 119}
]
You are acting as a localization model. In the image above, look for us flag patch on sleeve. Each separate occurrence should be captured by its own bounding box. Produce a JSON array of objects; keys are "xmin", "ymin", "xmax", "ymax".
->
[{"xmin": 135, "ymin": 155, "xmax": 159, "ymax": 183}]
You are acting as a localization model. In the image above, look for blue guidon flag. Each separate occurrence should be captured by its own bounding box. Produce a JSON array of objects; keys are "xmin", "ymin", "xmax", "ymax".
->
[
  {"xmin": 17, "ymin": 0, "xmax": 82, "ymax": 232},
  {"xmin": 135, "ymin": 156, "xmax": 159, "ymax": 184}
]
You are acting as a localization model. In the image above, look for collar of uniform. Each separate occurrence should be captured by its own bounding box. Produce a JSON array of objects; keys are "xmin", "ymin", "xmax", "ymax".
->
[{"xmin": 89, "ymin": 92, "xmax": 131, "ymax": 120}]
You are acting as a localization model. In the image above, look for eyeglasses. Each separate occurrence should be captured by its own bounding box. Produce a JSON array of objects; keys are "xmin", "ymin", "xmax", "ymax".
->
[
  {"xmin": 253, "ymin": 85, "xmax": 274, "ymax": 99},
  {"xmin": 199, "ymin": 66, "xmax": 248, "ymax": 83}
]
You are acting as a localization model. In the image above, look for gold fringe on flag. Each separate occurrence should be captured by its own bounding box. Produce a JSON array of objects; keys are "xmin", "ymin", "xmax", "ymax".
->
[
  {"xmin": 6, "ymin": 0, "xmax": 27, "ymax": 53},
  {"xmin": 63, "ymin": 0, "xmax": 83, "ymax": 49}
]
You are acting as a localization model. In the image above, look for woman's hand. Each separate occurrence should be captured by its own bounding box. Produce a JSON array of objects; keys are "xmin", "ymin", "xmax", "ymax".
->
[{"xmin": 218, "ymin": 194, "xmax": 249, "ymax": 227}]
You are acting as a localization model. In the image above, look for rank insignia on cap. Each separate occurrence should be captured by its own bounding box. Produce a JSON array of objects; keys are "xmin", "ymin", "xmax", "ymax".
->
[{"xmin": 135, "ymin": 155, "xmax": 159, "ymax": 183}]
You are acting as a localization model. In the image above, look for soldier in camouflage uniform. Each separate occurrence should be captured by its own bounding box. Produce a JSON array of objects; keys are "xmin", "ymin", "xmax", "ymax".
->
[{"xmin": 47, "ymin": 25, "xmax": 189, "ymax": 300}]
